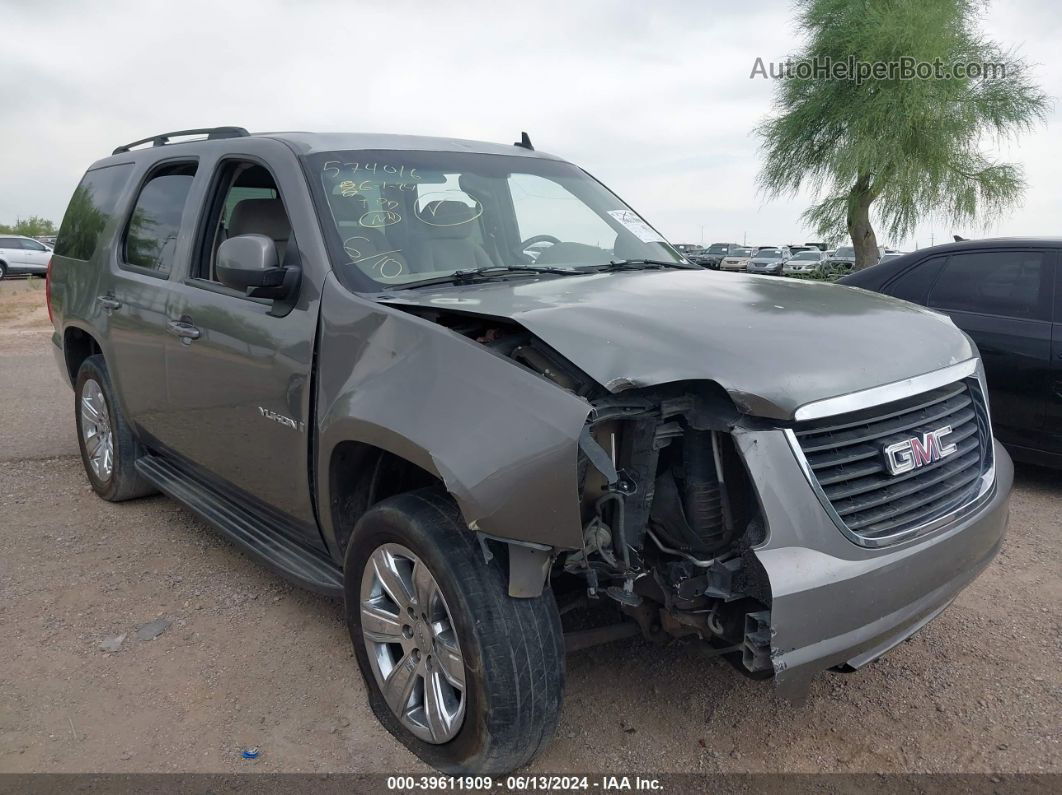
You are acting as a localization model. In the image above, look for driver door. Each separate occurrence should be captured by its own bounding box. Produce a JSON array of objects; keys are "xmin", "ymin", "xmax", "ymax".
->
[{"xmin": 156, "ymin": 144, "xmax": 327, "ymax": 537}]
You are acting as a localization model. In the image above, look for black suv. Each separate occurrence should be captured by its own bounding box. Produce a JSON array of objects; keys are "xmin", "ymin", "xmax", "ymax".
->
[
  {"xmin": 840, "ymin": 238, "xmax": 1062, "ymax": 467},
  {"xmin": 48, "ymin": 127, "xmax": 1011, "ymax": 774}
]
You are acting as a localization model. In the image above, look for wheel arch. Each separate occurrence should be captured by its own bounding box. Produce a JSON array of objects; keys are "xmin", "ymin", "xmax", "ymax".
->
[
  {"xmin": 327, "ymin": 436, "xmax": 445, "ymax": 559},
  {"xmin": 324, "ymin": 432, "xmax": 558, "ymax": 598},
  {"xmin": 63, "ymin": 324, "xmax": 104, "ymax": 384}
]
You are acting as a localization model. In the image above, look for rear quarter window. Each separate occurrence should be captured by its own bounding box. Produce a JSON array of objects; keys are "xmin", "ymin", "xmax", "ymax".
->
[{"xmin": 54, "ymin": 164, "xmax": 134, "ymax": 261}]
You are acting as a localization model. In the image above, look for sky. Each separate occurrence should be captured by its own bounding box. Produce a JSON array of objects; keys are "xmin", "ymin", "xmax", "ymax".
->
[{"xmin": 1, "ymin": 0, "xmax": 1059, "ymax": 251}]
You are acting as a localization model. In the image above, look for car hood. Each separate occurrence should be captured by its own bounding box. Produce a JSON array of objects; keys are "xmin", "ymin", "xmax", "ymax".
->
[{"xmin": 379, "ymin": 270, "xmax": 974, "ymax": 420}]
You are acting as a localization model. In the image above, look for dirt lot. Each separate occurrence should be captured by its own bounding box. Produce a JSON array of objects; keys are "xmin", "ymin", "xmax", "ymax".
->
[{"xmin": 0, "ymin": 277, "xmax": 1059, "ymax": 775}]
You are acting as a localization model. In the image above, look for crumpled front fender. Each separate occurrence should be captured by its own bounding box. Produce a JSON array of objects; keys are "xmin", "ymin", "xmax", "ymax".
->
[{"xmin": 315, "ymin": 276, "xmax": 592, "ymax": 559}]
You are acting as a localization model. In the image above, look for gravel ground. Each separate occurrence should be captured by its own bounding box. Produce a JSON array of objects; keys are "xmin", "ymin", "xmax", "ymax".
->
[{"xmin": 0, "ymin": 278, "xmax": 1059, "ymax": 775}]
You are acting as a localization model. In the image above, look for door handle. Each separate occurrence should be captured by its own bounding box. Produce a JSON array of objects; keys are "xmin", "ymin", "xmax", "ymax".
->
[
  {"xmin": 167, "ymin": 320, "xmax": 201, "ymax": 341},
  {"xmin": 96, "ymin": 295, "xmax": 122, "ymax": 312}
]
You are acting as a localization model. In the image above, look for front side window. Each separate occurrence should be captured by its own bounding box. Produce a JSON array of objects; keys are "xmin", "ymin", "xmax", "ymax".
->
[
  {"xmin": 54, "ymin": 164, "xmax": 134, "ymax": 261},
  {"xmin": 308, "ymin": 150, "xmax": 681, "ymax": 290},
  {"xmin": 122, "ymin": 163, "xmax": 197, "ymax": 275},
  {"xmin": 21, "ymin": 239, "xmax": 47, "ymax": 251},
  {"xmin": 929, "ymin": 251, "xmax": 1048, "ymax": 319},
  {"xmin": 194, "ymin": 161, "xmax": 289, "ymax": 283}
]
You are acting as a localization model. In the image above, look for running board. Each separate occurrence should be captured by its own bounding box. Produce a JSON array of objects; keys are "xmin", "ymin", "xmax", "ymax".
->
[{"xmin": 136, "ymin": 455, "xmax": 344, "ymax": 598}]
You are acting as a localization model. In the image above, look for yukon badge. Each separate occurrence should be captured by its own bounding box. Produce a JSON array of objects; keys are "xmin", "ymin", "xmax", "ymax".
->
[
  {"xmin": 882, "ymin": 426, "xmax": 958, "ymax": 476},
  {"xmin": 257, "ymin": 406, "xmax": 305, "ymax": 433}
]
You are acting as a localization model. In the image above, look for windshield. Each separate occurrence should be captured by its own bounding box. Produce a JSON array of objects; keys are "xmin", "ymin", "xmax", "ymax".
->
[
  {"xmin": 707, "ymin": 244, "xmax": 730, "ymax": 254},
  {"xmin": 834, "ymin": 246, "xmax": 855, "ymax": 257},
  {"xmin": 306, "ymin": 150, "xmax": 683, "ymax": 290},
  {"xmin": 755, "ymin": 248, "xmax": 782, "ymax": 258},
  {"xmin": 792, "ymin": 251, "xmax": 821, "ymax": 260},
  {"xmin": 729, "ymin": 248, "xmax": 752, "ymax": 257}
]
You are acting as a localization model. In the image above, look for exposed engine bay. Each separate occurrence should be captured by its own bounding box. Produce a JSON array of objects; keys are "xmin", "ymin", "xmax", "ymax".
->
[{"xmin": 399, "ymin": 305, "xmax": 776, "ymax": 677}]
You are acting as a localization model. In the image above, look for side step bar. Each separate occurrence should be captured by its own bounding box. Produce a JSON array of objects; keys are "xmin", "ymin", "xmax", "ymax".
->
[{"xmin": 136, "ymin": 455, "xmax": 344, "ymax": 598}]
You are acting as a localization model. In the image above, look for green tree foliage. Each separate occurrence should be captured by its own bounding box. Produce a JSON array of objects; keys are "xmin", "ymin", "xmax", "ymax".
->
[
  {"xmin": 757, "ymin": 0, "xmax": 1048, "ymax": 269},
  {"xmin": 0, "ymin": 216, "xmax": 57, "ymax": 237}
]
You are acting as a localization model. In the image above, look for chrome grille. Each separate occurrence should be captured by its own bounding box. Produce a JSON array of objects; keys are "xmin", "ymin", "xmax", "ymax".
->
[{"xmin": 793, "ymin": 378, "xmax": 992, "ymax": 546}]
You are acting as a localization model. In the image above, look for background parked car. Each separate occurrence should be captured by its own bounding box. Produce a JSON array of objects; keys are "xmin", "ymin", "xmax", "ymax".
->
[
  {"xmin": 824, "ymin": 244, "xmax": 887, "ymax": 271},
  {"xmin": 783, "ymin": 248, "xmax": 829, "ymax": 274},
  {"xmin": 839, "ymin": 237, "xmax": 1062, "ymax": 467},
  {"xmin": 0, "ymin": 235, "xmax": 51, "ymax": 278},
  {"xmin": 693, "ymin": 242, "xmax": 741, "ymax": 269},
  {"xmin": 745, "ymin": 246, "xmax": 791, "ymax": 275},
  {"xmin": 718, "ymin": 246, "xmax": 755, "ymax": 271}
]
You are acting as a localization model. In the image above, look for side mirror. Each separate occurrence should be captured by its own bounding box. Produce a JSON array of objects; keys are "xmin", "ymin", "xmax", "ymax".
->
[{"xmin": 216, "ymin": 234, "xmax": 298, "ymax": 300}]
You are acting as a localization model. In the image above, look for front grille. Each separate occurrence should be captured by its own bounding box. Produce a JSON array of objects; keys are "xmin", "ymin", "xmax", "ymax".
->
[{"xmin": 793, "ymin": 378, "xmax": 992, "ymax": 546}]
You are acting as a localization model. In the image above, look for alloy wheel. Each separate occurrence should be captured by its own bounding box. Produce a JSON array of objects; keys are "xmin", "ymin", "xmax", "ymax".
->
[
  {"xmin": 360, "ymin": 543, "xmax": 466, "ymax": 743},
  {"xmin": 80, "ymin": 379, "xmax": 114, "ymax": 482}
]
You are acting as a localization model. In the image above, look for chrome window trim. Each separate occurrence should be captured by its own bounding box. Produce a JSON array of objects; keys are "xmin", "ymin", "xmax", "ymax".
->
[{"xmin": 793, "ymin": 358, "xmax": 979, "ymax": 422}]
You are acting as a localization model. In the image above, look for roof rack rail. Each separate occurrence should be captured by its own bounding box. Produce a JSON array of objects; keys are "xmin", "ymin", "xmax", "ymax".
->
[{"xmin": 112, "ymin": 126, "xmax": 250, "ymax": 155}]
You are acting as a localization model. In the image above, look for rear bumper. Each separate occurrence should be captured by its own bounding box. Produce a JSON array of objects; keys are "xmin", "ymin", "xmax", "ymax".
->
[
  {"xmin": 735, "ymin": 430, "xmax": 1012, "ymax": 697},
  {"xmin": 51, "ymin": 333, "xmax": 71, "ymax": 388}
]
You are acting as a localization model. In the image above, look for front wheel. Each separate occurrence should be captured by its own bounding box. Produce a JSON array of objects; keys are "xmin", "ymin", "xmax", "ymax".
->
[{"xmin": 345, "ymin": 489, "xmax": 565, "ymax": 774}]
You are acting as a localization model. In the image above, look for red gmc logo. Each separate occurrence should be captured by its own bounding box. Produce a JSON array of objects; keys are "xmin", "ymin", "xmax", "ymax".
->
[{"xmin": 883, "ymin": 426, "xmax": 958, "ymax": 476}]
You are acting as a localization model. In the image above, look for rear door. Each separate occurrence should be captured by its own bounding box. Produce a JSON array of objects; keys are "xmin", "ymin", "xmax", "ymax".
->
[
  {"xmin": 98, "ymin": 159, "xmax": 200, "ymax": 441},
  {"xmin": 927, "ymin": 248, "xmax": 1053, "ymax": 448},
  {"xmin": 157, "ymin": 140, "xmax": 325, "ymax": 536}
]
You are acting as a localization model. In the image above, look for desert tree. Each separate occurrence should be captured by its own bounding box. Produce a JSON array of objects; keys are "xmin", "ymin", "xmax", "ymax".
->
[{"xmin": 757, "ymin": 0, "xmax": 1048, "ymax": 269}]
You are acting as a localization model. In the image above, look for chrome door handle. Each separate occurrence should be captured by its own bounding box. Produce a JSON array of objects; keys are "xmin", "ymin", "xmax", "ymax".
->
[
  {"xmin": 96, "ymin": 296, "xmax": 122, "ymax": 311},
  {"xmin": 167, "ymin": 320, "xmax": 201, "ymax": 341}
]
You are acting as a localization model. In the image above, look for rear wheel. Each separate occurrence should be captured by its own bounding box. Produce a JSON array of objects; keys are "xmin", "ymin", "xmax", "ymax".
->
[
  {"xmin": 74, "ymin": 355, "xmax": 156, "ymax": 501},
  {"xmin": 345, "ymin": 489, "xmax": 565, "ymax": 774},
  {"xmin": 0, "ymin": 262, "xmax": 7, "ymax": 280}
]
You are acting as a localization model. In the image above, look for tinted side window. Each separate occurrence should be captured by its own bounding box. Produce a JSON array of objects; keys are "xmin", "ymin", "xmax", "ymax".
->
[
  {"xmin": 20, "ymin": 239, "xmax": 48, "ymax": 251},
  {"xmin": 54, "ymin": 164, "xmax": 134, "ymax": 261},
  {"xmin": 929, "ymin": 251, "xmax": 1048, "ymax": 320},
  {"xmin": 122, "ymin": 164, "xmax": 197, "ymax": 275},
  {"xmin": 0, "ymin": 237, "xmax": 18, "ymax": 248},
  {"xmin": 883, "ymin": 256, "xmax": 947, "ymax": 304}
]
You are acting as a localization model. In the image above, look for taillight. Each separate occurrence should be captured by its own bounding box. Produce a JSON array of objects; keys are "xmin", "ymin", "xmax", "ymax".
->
[{"xmin": 45, "ymin": 256, "xmax": 54, "ymax": 324}]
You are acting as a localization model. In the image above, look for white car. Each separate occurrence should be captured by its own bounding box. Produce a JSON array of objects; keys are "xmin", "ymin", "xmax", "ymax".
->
[
  {"xmin": 718, "ymin": 246, "xmax": 755, "ymax": 271},
  {"xmin": 782, "ymin": 249, "xmax": 829, "ymax": 274},
  {"xmin": 0, "ymin": 235, "xmax": 52, "ymax": 278}
]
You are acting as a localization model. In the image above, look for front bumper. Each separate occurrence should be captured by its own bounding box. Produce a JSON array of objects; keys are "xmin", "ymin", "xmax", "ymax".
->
[{"xmin": 735, "ymin": 430, "xmax": 1012, "ymax": 697}]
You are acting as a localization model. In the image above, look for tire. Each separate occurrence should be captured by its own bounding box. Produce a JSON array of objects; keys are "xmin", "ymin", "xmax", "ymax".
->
[
  {"xmin": 345, "ymin": 489, "xmax": 565, "ymax": 775},
  {"xmin": 0, "ymin": 261, "xmax": 7, "ymax": 280},
  {"xmin": 74, "ymin": 355, "xmax": 157, "ymax": 502}
]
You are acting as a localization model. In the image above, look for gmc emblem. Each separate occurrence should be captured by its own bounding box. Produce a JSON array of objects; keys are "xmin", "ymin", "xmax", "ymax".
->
[{"xmin": 883, "ymin": 426, "xmax": 958, "ymax": 476}]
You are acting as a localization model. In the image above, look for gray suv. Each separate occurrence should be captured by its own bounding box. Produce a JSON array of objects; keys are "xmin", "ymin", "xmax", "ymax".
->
[{"xmin": 48, "ymin": 127, "xmax": 1012, "ymax": 775}]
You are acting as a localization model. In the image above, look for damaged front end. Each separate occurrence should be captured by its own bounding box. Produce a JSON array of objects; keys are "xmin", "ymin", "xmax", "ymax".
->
[
  {"xmin": 354, "ymin": 295, "xmax": 1010, "ymax": 696},
  {"xmin": 569, "ymin": 382, "xmax": 780, "ymax": 680},
  {"xmin": 382, "ymin": 303, "xmax": 783, "ymax": 682}
]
